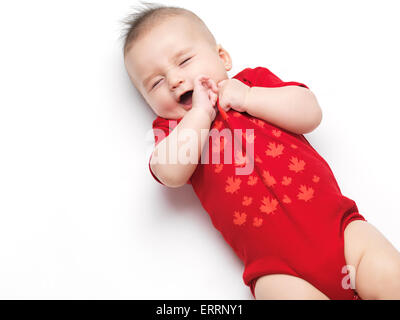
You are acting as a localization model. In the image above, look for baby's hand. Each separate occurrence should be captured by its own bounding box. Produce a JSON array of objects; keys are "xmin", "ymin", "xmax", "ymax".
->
[
  {"xmin": 192, "ymin": 75, "xmax": 219, "ymax": 122},
  {"xmin": 217, "ymin": 79, "xmax": 251, "ymax": 113}
]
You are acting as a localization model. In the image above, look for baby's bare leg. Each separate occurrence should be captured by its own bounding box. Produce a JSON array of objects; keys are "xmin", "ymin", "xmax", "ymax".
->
[
  {"xmin": 344, "ymin": 220, "xmax": 400, "ymax": 299},
  {"xmin": 254, "ymin": 274, "xmax": 330, "ymax": 300}
]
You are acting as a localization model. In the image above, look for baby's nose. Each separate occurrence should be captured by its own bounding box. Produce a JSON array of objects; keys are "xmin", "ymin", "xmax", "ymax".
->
[
  {"xmin": 170, "ymin": 78, "xmax": 184, "ymax": 90},
  {"xmin": 171, "ymin": 80, "xmax": 184, "ymax": 90}
]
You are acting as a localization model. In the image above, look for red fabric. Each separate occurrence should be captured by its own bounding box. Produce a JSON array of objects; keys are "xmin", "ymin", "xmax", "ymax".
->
[{"xmin": 149, "ymin": 66, "xmax": 366, "ymax": 300}]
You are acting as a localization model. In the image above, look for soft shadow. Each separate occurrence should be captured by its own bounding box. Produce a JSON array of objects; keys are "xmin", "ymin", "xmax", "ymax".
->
[
  {"xmin": 159, "ymin": 183, "xmax": 246, "ymax": 275},
  {"xmin": 160, "ymin": 183, "xmax": 224, "ymax": 222}
]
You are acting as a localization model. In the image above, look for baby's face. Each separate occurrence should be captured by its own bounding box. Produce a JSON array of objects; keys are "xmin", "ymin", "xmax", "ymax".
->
[{"xmin": 124, "ymin": 15, "xmax": 232, "ymax": 119}]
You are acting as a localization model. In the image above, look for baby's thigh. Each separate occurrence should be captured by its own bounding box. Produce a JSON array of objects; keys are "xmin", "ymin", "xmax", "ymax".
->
[
  {"xmin": 344, "ymin": 220, "xmax": 400, "ymax": 273},
  {"xmin": 344, "ymin": 220, "xmax": 400, "ymax": 299},
  {"xmin": 254, "ymin": 274, "xmax": 330, "ymax": 300}
]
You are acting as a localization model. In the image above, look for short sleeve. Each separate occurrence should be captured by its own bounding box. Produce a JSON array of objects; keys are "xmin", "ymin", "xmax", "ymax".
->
[
  {"xmin": 233, "ymin": 66, "xmax": 312, "ymax": 145},
  {"xmin": 234, "ymin": 66, "xmax": 309, "ymax": 90},
  {"xmin": 149, "ymin": 117, "xmax": 192, "ymax": 186}
]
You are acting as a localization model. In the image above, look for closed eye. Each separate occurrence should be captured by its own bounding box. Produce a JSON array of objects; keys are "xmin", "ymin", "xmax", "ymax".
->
[
  {"xmin": 150, "ymin": 56, "xmax": 192, "ymax": 90},
  {"xmin": 179, "ymin": 57, "xmax": 192, "ymax": 66},
  {"xmin": 151, "ymin": 79, "xmax": 162, "ymax": 89}
]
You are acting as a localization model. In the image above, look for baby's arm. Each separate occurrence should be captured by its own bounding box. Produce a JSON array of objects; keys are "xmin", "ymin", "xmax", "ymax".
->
[
  {"xmin": 245, "ymin": 86, "xmax": 322, "ymax": 134},
  {"xmin": 150, "ymin": 76, "xmax": 218, "ymax": 188}
]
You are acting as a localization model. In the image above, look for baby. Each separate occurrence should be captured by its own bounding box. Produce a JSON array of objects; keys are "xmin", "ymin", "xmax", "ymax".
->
[{"xmin": 122, "ymin": 3, "xmax": 400, "ymax": 299}]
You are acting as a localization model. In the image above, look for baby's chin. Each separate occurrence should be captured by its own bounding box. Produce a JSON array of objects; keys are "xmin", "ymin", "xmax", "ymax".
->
[
  {"xmin": 157, "ymin": 104, "xmax": 192, "ymax": 119},
  {"xmin": 175, "ymin": 104, "xmax": 193, "ymax": 118}
]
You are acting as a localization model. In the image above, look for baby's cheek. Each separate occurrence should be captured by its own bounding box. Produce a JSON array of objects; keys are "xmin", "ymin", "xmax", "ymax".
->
[{"xmin": 153, "ymin": 97, "xmax": 172, "ymax": 114}]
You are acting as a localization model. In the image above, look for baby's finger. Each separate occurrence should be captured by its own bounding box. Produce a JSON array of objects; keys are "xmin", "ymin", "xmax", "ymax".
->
[
  {"xmin": 195, "ymin": 75, "xmax": 210, "ymax": 87},
  {"xmin": 208, "ymin": 78, "xmax": 219, "ymax": 94},
  {"xmin": 219, "ymin": 98, "xmax": 231, "ymax": 112},
  {"xmin": 209, "ymin": 91, "xmax": 218, "ymax": 106},
  {"xmin": 208, "ymin": 90, "xmax": 213, "ymax": 101},
  {"xmin": 217, "ymin": 79, "xmax": 227, "ymax": 89},
  {"xmin": 211, "ymin": 93, "xmax": 218, "ymax": 107},
  {"xmin": 195, "ymin": 74, "xmax": 209, "ymax": 82},
  {"xmin": 202, "ymin": 77, "xmax": 216, "ymax": 92}
]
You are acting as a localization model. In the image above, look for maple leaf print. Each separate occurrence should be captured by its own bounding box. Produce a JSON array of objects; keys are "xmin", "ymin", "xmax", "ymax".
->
[
  {"xmin": 233, "ymin": 211, "xmax": 247, "ymax": 225},
  {"xmin": 255, "ymin": 155, "xmax": 263, "ymax": 163},
  {"xmin": 253, "ymin": 217, "xmax": 263, "ymax": 227},
  {"xmin": 265, "ymin": 142, "xmax": 284, "ymax": 158},
  {"xmin": 262, "ymin": 170, "xmax": 276, "ymax": 187},
  {"xmin": 213, "ymin": 120, "xmax": 223, "ymax": 130},
  {"xmin": 256, "ymin": 119, "xmax": 265, "ymax": 127},
  {"xmin": 242, "ymin": 196, "xmax": 253, "ymax": 206},
  {"xmin": 312, "ymin": 175, "xmax": 320, "ymax": 183},
  {"xmin": 214, "ymin": 164, "xmax": 223, "ymax": 173},
  {"xmin": 281, "ymin": 176, "xmax": 292, "ymax": 186},
  {"xmin": 282, "ymin": 194, "xmax": 292, "ymax": 204},
  {"xmin": 289, "ymin": 156, "xmax": 306, "ymax": 173},
  {"xmin": 225, "ymin": 176, "xmax": 241, "ymax": 194},
  {"xmin": 212, "ymin": 136, "xmax": 226, "ymax": 153},
  {"xmin": 272, "ymin": 129, "xmax": 282, "ymax": 137},
  {"xmin": 260, "ymin": 196, "xmax": 278, "ymax": 214},
  {"xmin": 234, "ymin": 151, "xmax": 247, "ymax": 167},
  {"xmin": 290, "ymin": 144, "xmax": 298, "ymax": 149},
  {"xmin": 297, "ymin": 185, "xmax": 314, "ymax": 202},
  {"xmin": 248, "ymin": 175, "xmax": 258, "ymax": 186},
  {"xmin": 242, "ymin": 131, "xmax": 255, "ymax": 144}
]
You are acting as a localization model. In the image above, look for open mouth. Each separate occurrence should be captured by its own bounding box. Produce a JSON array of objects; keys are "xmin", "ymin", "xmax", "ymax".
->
[{"xmin": 179, "ymin": 90, "xmax": 193, "ymax": 106}]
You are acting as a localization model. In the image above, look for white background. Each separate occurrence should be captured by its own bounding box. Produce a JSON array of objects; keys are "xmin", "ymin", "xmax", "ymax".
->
[{"xmin": 0, "ymin": 0, "xmax": 399, "ymax": 299}]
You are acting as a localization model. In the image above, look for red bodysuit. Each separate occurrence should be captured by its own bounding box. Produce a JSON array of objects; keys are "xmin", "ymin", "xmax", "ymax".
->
[{"xmin": 149, "ymin": 66, "xmax": 366, "ymax": 300}]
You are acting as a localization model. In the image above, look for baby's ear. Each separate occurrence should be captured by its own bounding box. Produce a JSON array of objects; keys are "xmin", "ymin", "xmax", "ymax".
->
[{"xmin": 216, "ymin": 44, "xmax": 232, "ymax": 70}]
